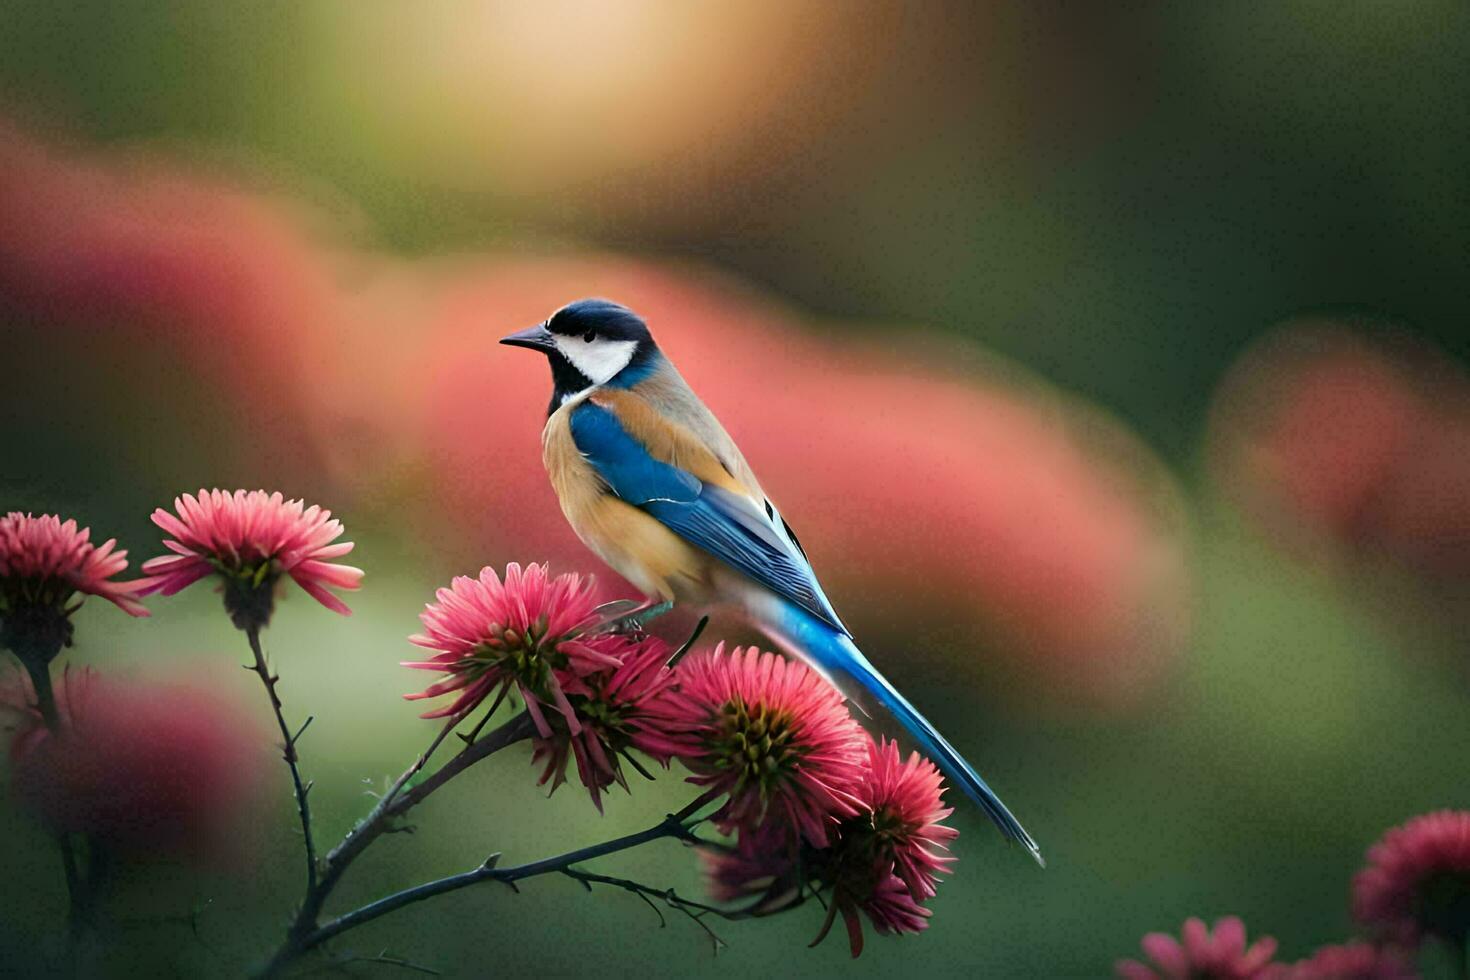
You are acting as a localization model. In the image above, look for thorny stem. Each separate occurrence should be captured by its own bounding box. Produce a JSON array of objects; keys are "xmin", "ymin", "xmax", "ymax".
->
[
  {"xmin": 245, "ymin": 625, "xmax": 318, "ymax": 896},
  {"xmin": 260, "ymin": 712, "xmax": 535, "ymax": 977},
  {"xmin": 287, "ymin": 794, "xmax": 718, "ymax": 963},
  {"xmin": 560, "ymin": 865, "xmax": 772, "ymax": 952}
]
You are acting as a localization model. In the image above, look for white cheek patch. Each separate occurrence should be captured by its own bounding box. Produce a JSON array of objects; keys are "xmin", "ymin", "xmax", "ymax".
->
[{"xmin": 557, "ymin": 336, "xmax": 638, "ymax": 385}]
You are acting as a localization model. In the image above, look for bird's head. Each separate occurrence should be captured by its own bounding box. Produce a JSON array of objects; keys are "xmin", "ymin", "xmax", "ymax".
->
[{"xmin": 501, "ymin": 299, "xmax": 659, "ymax": 412}]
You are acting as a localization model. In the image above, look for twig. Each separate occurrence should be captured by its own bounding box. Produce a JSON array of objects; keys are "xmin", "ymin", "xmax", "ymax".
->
[
  {"xmin": 245, "ymin": 625, "xmax": 318, "ymax": 894},
  {"xmin": 299, "ymin": 949, "xmax": 443, "ymax": 977},
  {"xmin": 666, "ymin": 616, "xmax": 709, "ymax": 667},
  {"xmin": 384, "ymin": 712, "xmax": 535, "ymax": 817},
  {"xmin": 560, "ymin": 867, "xmax": 744, "ymax": 952},
  {"xmin": 294, "ymin": 795, "xmax": 718, "ymax": 959}
]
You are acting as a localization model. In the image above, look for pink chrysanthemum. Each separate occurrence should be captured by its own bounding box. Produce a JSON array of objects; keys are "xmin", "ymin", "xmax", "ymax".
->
[
  {"xmin": 860, "ymin": 736, "xmax": 959, "ymax": 902},
  {"xmin": 0, "ymin": 513, "xmax": 149, "ymax": 660},
  {"xmin": 1261, "ymin": 941, "xmax": 1416, "ymax": 980},
  {"xmin": 404, "ymin": 564, "xmax": 622, "ymax": 737},
  {"xmin": 1116, "ymin": 917, "xmax": 1279, "ymax": 980},
  {"xmin": 641, "ymin": 644, "xmax": 867, "ymax": 847},
  {"xmin": 530, "ymin": 631, "xmax": 679, "ymax": 811},
  {"xmin": 703, "ymin": 820, "xmax": 804, "ymax": 910},
  {"xmin": 142, "ymin": 490, "xmax": 362, "ymax": 630},
  {"xmin": 1354, "ymin": 810, "xmax": 1470, "ymax": 947},
  {"xmin": 702, "ymin": 734, "xmax": 959, "ymax": 958}
]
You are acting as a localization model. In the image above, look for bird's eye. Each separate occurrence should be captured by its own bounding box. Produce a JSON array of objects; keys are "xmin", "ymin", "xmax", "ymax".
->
[{"xmin": 582, "ymin": 330, "xmax": 596, "ymax": 343}]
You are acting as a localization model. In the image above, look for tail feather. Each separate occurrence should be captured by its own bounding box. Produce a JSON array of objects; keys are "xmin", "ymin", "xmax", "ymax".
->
[{"xmin": 769, "ymin": 605, "xmax": 1043, "ymax": 866}]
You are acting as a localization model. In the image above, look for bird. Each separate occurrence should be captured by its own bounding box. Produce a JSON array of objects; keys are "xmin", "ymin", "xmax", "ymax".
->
[{"xmin": 501, "ymin": 298, "xmax": 1041, "ymax": 865}]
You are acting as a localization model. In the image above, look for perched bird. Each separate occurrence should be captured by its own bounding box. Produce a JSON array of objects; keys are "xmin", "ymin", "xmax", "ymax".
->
[{"xmin": 502, "ymin": 298, "xmax": 1041, "ymax": 864}]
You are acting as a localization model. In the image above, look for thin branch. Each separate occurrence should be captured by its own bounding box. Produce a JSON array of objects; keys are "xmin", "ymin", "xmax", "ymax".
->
[
  {"xmin": 385, "ymin": 712, "xmax": 535, "ymax": 818},
  {"xmin": 560, "ymin": 865, "xmax": 747, "ymax": 941},
  {"xmin": 258, "ymin": 712, "xmax": 536, "ymax": 978},
  {"xmin": 666, "ymin": 616, "xmax": 709, "ymax": 667},
  {"xmin": 558, "ymin": 867, "xmax": 737, "ymax": 917},
  {"xmin": 298, "ymin": 795, "xmax": 716, "ymax": 956},
  {"xmin": 298, "ymin": 949, "xmax": 444, "ymax": 977},
  {"xmin": 245, "ymin": 624, "xmax": 318, "ymax": 894}
]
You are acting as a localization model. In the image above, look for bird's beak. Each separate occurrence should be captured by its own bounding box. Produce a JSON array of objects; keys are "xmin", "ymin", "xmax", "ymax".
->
[{"xmin": 499, "ymin": 323, "xmax": 557, "ymax": 353}]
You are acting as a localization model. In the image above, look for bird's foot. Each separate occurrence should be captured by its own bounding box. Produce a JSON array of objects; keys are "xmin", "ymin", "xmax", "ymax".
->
[{"xmin": 594, "ymin": 600, "xmax": 674, "ymax": 634}]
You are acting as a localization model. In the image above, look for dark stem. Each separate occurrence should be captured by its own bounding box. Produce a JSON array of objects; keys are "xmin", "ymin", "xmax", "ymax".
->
[
  {"xmin": 561, "ymin": 866, "xmax": 747, "ymax": 920},
  {"xmin": 244, "ymin": 625, "xmax": 318, "ymax": 895},
  {"xmin": 20, "ymin": 655, "xmax": 89, "ymax": 932},
  {"xmin": 1452, "ymin": 934, "xmax": 1469, "ymax": 980},
  {"xmin": 265, "ymin": 795, "xmax": 714, "ymax": 974},
  {"xmin": 384, "ymin": 712, "xmax": 535, "ymax": 817}
]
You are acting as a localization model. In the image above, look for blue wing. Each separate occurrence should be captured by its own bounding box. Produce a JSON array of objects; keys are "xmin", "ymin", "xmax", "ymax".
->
[{"xmin": 570, "ymin": 401, "xmax": 847, "ymax": 633}]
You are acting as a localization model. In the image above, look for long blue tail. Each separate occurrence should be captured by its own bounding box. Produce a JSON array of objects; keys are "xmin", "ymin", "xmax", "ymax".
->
[{"xmin": 768, "ymin": 603, "xmax": 1043, "ymax": 867}]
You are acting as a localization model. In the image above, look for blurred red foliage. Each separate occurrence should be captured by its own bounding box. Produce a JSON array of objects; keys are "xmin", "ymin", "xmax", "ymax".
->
[
  {"xmin": 1209, "ymin": 318, "xmax": 1470, "ymax": 582},
  {"xmin": 4, "ymin": 667, "xmax": 270, "ymax": 865},
  {"xmin": 0, "ymin": 119, "xmax": 344, "ymax": 475}
]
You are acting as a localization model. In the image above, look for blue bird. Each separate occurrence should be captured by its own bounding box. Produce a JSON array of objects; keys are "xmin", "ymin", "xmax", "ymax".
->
[{"xmin": 501, "ymin": 298, "xmax": 1041, "ymax": 865}]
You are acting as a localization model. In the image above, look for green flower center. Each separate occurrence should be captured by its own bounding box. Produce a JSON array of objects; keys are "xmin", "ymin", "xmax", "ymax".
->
[
  {"xmin": 463, "ymin": 615, "xmax": 565, "ymax": 699},
  {"xmin": 711, "ymin": 696, "xmax": 800, "ymax": 795}
]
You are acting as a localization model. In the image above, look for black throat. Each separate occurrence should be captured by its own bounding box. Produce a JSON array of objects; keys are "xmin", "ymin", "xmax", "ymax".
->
[{"xmin": 545, "ymin": 352, "xmax": 593, "ymax": 416}]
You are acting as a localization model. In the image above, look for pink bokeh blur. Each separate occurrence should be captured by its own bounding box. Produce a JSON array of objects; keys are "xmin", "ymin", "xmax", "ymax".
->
[
  {"xmin": 1, "ymin": 118, "xmax": 1193, "ymax": 711},
  {"xmin": 1209, "ymin": 318, "xmax": 1470, "ymax": 585},
  {"xmin": 2, "ymin": 666, "xmax": 270, "ymax": 866}
]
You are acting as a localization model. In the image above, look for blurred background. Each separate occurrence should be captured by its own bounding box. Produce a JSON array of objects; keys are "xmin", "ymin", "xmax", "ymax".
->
[{"xmin": 2, "ymin": 1, "xmax": 1468, "ymax": 976}]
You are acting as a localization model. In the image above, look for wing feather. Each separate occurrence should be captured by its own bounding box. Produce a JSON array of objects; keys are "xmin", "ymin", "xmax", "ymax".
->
[{"xmin": 570, "ymin": 400, "xmax": 847, "ymax": 633}]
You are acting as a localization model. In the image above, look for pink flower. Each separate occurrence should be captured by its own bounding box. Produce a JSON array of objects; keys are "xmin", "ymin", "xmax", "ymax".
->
[
  {"xmin": 1261, "ymin": 941, "xmax": 1416, "ymax": 980},
  {"xmin": 702, "ymin": 820, "xmax": 804, "ymax": 910},
  {"xmin": 403, "ymin": 564, "xmax": 622, "ymax": 737},
  {"xmin": 1354, "ymin": 810, "xmax": 1470, "ymax": 947},
  {"xmin": 641, "ymin": 644, "xmax": 867, "ymax": 847},
  {"xmin": 859, "ymin": 736, "xmax": 958, "ymax": 902},
  {"xmin": 1116, "ymin": 917, "xmax": 1279, "ymax": 980},
  {"xmin": 0, "ymin": 513, "xmax": 150, "ymax": 661},
  {"xmin": 701, "ymin": 734, "xmax": 960, "ymax": 958},
  {"xmin": 530, "ymin": 631, "xmax": 679, "ymax": 811},
  {"xmin": 3, "ymin": 666, "xmax": 269, "ymax": 863},
  {"xmin": 142, "ymin": 490, "xmax": 362, "ymax": 630}
]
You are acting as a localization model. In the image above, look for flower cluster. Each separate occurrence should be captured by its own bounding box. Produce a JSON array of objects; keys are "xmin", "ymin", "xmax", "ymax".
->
[
  {"xmin": 2, "ymin": 487, "xmax": 969, "ymax": 962},
  {"xmin": 0, "ymin": 513, "xmax": 150, "ymax": 662},
  {"xmin": 142, "ymin": 489, "xmax": 362, "ymax": 630},
  {"xmin": 405, "ymin": 564, "xmax": 685, "ymax": 808},
  {"xmin": 401, "ymin": 585, "xmax": 962, "ymax": 957},
  {"xmin": 530, "ymin": 631, "xmax": 680, "ymax": 811},
  {"xmin": 641, "ymin": 644, "xmax": 868, "ymax": 846},
  {"xmin": 700, "ymin": 731, "xmax": 960, "ymax": 957},
  {"xmin": 1121, "ymin": 809, "xmax": 1470, "ymax": 978}
]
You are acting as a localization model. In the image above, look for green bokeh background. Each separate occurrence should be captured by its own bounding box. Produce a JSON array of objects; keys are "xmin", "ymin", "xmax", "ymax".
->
[{"xmin": 2, "ymin": 2, "xmax": 1468, "ymax": 977}]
